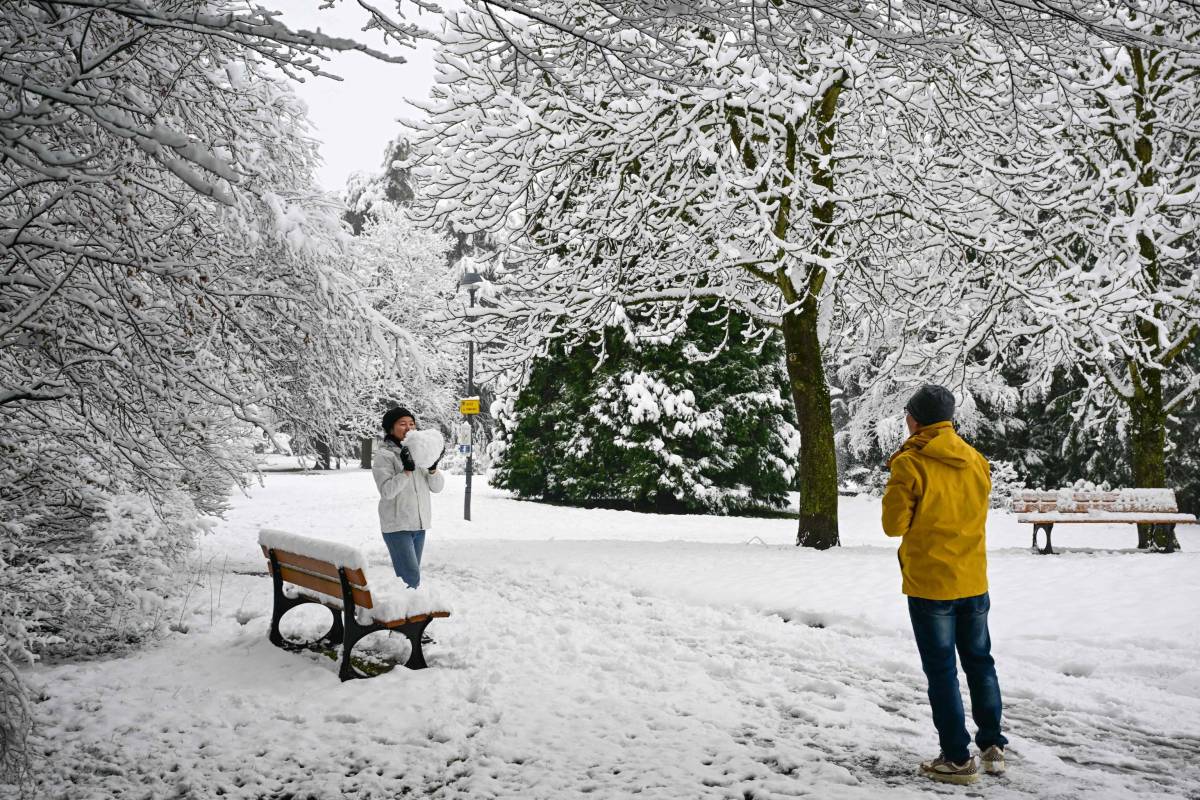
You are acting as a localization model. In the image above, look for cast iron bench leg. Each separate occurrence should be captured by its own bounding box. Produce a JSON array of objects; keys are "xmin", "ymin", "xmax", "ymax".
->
[
  {"xmin": 1032, "ymin": 523, "xmax": 1054, "ymax": 555},
  {"xmin": 400, "ymin": 619, "xmax": 432, "ymax": 670},
  {"xmin": 337, "ymin": 566, "xmax": 391, "ymax": 681},
  {"xmin": 269, "ymin": 549, "xmax": 341, "ymax": 651},
  {"xmin": 1149, "ymin": 523, "xmax": 1180, "ymax": 554}
]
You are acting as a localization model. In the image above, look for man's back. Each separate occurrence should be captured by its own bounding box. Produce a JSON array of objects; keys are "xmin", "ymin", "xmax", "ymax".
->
[
  {"xmin": 882, "ymin": 421, "xmax": 991, "ymax": 600},
  {"xmin": 887, "ymin": 386, "xmax": 1008, "ymax": 783}
]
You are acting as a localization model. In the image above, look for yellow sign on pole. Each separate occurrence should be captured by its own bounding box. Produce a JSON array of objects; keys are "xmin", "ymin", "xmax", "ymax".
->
[{"xmin": 459, "ymin": 397, "xmax": 481, "ymax": 415}]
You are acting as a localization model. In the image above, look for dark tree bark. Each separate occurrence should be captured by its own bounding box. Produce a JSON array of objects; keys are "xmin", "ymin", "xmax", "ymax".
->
[
  {"xmin": 313, "ymin": 438, "xmax": 333, "ymax": 471},
  {"xmin": 782, "ymin": 303, "xmax": 840, "ymax": 549},
  {"xmin": 1129, "ymin": 371, "xmax": 1178, "ymax": 550}
]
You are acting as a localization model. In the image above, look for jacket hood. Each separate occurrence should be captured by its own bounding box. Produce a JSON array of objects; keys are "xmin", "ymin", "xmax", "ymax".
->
[{"xmin": 888, "ymin": 421, "xmax": 970, "ymax": 470}]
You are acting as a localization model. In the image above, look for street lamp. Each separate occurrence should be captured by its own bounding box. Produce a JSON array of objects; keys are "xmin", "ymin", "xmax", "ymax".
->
[{"xmin": 459, "ymin": 269, "xmax": 484, "ymax": 521}]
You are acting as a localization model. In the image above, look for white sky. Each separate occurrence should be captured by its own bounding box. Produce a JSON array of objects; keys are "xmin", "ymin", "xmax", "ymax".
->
[{"xmin": 267, "ymin": 1, "xmax": 443, "ymax": 191}]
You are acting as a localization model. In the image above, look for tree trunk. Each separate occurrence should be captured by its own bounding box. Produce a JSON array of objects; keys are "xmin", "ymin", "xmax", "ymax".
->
[
  {"xmin": 1122, "ymin": 49, "xmax": 1177, "ymax": 552},
  {"xmin": 781, "ymin": 301, "xmax": 840, "ymax": 549},
  {"xmin": 360, "ymin": 437, "xmax": 373, "ymax": 469},
  {"xmin": 313, "ymin": 438, "xmax": 332, "ymax": 471},
  {"xmin": 1129, "ymin": 370, "xmax": 1178, "ymax": 550}
]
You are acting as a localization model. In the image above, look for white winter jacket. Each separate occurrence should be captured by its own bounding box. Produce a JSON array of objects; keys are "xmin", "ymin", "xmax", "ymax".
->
[{"xmin": 373, "ymin": 437, "xmax": 445, "ymax": 532}]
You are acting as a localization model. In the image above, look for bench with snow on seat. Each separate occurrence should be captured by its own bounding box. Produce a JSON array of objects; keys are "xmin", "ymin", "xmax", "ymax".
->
[
  {"xmin": 1013, "ymin": 489, "xmax": 1196, "ymax": 555},
  {"xmin": 258, "ymin": 528, "xmax": 451, "ymax": 681}
]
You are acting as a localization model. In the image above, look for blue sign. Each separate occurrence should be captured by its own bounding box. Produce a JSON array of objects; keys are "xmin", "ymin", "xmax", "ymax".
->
[{"xmin": 458, "ymin": 444, "xmax": 473, "ymax": 454}]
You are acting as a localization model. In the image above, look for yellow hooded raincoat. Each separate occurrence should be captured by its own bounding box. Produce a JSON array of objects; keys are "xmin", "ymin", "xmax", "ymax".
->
[{"xmin": 882, "ymin": 421, "xmax": 991, "ymax": 600}]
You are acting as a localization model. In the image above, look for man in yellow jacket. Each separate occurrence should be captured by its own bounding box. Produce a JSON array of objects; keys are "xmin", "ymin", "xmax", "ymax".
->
[{"xmin": 883, "ymin": 384, "xmax": 1007, "ymax": 785}]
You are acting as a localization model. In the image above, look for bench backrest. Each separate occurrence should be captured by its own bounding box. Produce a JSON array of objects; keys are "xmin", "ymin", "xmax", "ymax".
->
[
  {"xmin": 1012, "ymin": 488, "xmax": 1179, "ymax": 514},
  {"xmin": 261, "ymin": 544, "xmax": 375, "ymax": 609}
]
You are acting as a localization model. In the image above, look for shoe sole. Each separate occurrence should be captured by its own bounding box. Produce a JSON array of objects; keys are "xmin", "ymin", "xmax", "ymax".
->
[{"xmin": 922, "ymin": 770, "xmax": 981, "ymax": 785}]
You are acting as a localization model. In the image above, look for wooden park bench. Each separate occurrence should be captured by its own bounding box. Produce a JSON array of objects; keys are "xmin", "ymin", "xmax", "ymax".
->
[
  {"xmin": 1013, "ymin": 489, "xmax": 1196, "ymax": 555},
  {"xmin": 258, "ymin": 529, "xmax": 451, "ymax": 681}
]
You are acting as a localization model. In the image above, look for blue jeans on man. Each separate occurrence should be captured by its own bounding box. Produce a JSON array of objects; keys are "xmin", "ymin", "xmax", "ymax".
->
[
  {"xmin": 908, "ymin": 592, "xmax": 1008, "ymax": 763},
  {"xmin": 383, "ymin": 530, "xmax": 425, "ymax": 588}
]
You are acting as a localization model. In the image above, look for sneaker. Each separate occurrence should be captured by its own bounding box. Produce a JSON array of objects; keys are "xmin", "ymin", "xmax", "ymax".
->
[
  {"xmin": 919, "ymin": 754, "xmax": 980, "ymax": 785},
  {"xmin": 980, "ymin": 745, "xmax": 1006, "ymax": 775}
]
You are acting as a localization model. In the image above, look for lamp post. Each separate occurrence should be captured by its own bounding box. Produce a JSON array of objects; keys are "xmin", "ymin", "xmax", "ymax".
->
[{"xmin": 459, "ymin": 270, "xmax": 484, "ymax": 521}]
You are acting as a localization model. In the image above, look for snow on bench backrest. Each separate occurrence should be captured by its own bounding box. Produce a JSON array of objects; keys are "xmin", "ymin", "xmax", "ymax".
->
[
  {"xmin": 1010, "ymin": 489, "xmax": 1178, "ymax": 514},
  {"xmin": 258, "ymin": 528, "xmax": 368, "ymax": 571}
]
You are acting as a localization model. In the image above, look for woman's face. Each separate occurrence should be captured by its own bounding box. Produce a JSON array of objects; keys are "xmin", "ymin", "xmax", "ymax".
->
[{"xmin": 390, "ymin": 416, "xmax": 416, "ymax": 440}]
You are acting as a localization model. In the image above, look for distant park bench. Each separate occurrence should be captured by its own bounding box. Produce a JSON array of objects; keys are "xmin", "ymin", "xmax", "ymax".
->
[
  {"xmin": 258, "ymin": 529, "xmax": 450, "ymax": 681},
  {"xmin": 1013, "ymin": 489, "xmax": 1196, "ymax": 554}
]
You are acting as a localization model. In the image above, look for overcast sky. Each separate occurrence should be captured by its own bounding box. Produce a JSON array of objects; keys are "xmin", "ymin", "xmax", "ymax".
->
[{"xmin": 269, "ymin": 1, "xmax": 443, "ymax": 191}]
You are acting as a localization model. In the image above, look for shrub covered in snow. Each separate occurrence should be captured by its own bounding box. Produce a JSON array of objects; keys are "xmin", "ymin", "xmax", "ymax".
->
[
  {"xmin": 0, "ymin": 0, "xmax": 443, "ymax": 765},
  {"xmin": 0, "ymin": 651, "xmax": 30, "ymax": 787},
  {"xmin": 492, "ymin": 312, "xmax": 799, "ymax": 514},
  {"xmin": 0, "ymin": 431, "xmax": 216, "ymax": 664},
  {"xmin": 988, "ymin": 461, "xmax": 1027, "ymax": 509}
]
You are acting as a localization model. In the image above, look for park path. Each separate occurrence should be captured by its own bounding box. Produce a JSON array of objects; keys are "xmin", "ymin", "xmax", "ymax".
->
[{"xmin": 16, "ymin": 536, "xmax": 1200, "ymax": 800}]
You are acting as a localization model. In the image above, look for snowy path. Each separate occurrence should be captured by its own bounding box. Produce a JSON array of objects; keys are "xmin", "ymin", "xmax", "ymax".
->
[{"xmin": 15, "ymin": 470, "xmax": 1200, "ymax": 800}]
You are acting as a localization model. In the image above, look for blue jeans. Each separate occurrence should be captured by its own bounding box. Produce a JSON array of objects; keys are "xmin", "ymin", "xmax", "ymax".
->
[
  {"xmin": 908, "ymin": 592, "xmax": 1008, "ymax": 763},
  {"xmin": 382, "ymin": 530, "xmax": 425, "ymax": 588}
]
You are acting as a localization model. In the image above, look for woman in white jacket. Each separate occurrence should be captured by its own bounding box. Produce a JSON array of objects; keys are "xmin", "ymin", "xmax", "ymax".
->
[{"xmin": 374, "ymin": 407, "xmax": 445, "ymax": 588}]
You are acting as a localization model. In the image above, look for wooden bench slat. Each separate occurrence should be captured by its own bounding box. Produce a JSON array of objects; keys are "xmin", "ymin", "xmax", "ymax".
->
[
  {"xmin": 1017, "ymin": 513, "xmax": 1197, "ymax": 524},
  {"xmin": 261, "ymin": 545, "xmax": 367, "ymax": 587},
  {"xmin": 269, "ymin": 563, "xmax": 374, "ymax": 609},
  {"xmin": 379, "ymin": 610, "xmax": 451, "ymax": 628}
]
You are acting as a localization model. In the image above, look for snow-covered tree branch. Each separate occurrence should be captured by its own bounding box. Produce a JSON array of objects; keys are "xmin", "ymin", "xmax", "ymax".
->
[
  {"xmin": 0, "ymin": 1, "xmax": 443, "ymax": 748},
  {"xmin": 407, "ymin": 6, "xmax": 1037, "ymax": 547}
]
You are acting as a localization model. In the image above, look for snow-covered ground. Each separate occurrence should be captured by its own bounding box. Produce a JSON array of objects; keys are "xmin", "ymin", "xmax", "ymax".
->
[{"xmin": 16, "ymin": 467, "xmax": 1200, "ymax": 799}]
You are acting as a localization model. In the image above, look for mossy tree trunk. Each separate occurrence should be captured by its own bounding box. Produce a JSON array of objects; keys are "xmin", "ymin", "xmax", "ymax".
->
[
  {"xmin": 781, "ymin": 302, "xmax": 840, "ymax": 548},
  {"xmin": 728, "ymin": 72, "xmax": 846, "ymax": 548},
  {"xmin": 1128, "ymin": 383, "xmax": 1175, "ymax": 550},
  {"xmin": 1115, "ymin": 46, "xmax": 1185, "ymax": 551},
  {"xmin": 784, "ymin": 75, "xmax": 844, "ymax": 549}
]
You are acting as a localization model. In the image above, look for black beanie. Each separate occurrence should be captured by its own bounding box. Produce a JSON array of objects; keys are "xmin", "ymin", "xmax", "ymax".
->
[
  {"xmin": 905, "ymin": 385, "xmax": 955, "ymax": 426},
  {"xmin": 381, "ymin": 407, "xmax": 415, "ymax": 432}
]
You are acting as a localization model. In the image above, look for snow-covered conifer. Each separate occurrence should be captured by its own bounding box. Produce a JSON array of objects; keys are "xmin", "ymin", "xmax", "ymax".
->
[{"xmin": 493, "ymin": 310, "xmax": 799, "ymax": 514}]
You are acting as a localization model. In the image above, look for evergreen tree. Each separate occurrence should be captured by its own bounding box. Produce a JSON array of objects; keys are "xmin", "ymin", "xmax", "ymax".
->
[{"xmin": 492, "ymin": 310, "xmax": 800, "ymax": 515}]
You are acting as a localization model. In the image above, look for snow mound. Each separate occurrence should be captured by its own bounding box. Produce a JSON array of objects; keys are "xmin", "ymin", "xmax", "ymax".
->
[
  {"xmin": 404, "ymin": 428, "xmax": 445, "ymax": 468},
  {"xmin": 359, "ymin": 578, "xmax": 453, "ymax": 625},
  {"xmin": 259, "ymin": 528, "xmax": 367, "ymax": 570},
  {"xmin": 1112, "ymin": 488, "xmax": 1179, "ymax": 512},
  {"xmin": 281, "ymin": 573, "xmax": 453, "ymax": 625}
]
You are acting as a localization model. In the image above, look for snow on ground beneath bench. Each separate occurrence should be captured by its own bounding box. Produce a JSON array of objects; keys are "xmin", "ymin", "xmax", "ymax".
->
[{"xmin": 14, "ymin": 468, "xmax": 1200, "ymax": 800}]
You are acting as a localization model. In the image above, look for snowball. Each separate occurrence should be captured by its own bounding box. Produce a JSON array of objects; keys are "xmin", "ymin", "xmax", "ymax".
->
[{"xmin": 404, "ymin": 428, "xmax": 445, "ymax": 468}]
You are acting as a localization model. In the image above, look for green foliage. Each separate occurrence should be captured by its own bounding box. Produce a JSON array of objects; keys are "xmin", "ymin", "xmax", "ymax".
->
[{"xmin": 493, "ymin": 311, "xmax": 800, "ymax": 514}]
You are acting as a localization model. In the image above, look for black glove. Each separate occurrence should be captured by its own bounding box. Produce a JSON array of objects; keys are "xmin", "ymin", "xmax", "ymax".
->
[
  {"xmin": 399, "ymin": 444, "xmax": 416, "ymax": 472},
  {"xmin": 430, "ymin": 451, "xmax": 444, "ymax": 472}
]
